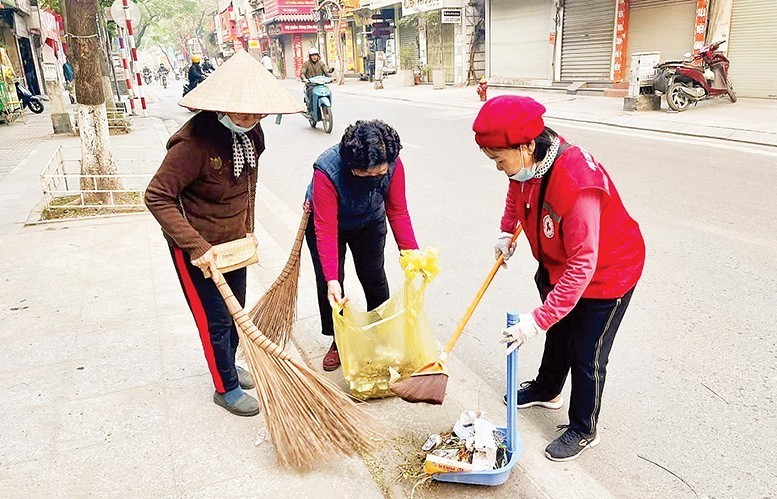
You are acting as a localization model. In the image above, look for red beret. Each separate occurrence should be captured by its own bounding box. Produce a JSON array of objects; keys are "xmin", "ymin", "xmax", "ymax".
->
[{"xmin": 472, "ymin": 95, "xmax": 547, "ymax": 149}]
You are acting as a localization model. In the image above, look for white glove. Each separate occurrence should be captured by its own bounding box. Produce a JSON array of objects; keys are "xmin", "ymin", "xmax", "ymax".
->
[
  {"xmin": 500, "ymin": 313, "xmax": 545, "ymax": 354},
  {"xmin": 494, "ymin": 232, "xmax": 517, "ymax": 267}
]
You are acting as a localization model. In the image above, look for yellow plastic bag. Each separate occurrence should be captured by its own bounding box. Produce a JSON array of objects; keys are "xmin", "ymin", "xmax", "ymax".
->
[{"xmin": 333, "ymin": 248, "xmax": 440, "ymax": 400}]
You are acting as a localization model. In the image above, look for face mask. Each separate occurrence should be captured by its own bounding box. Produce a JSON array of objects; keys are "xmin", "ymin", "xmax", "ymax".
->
[
  {"xmin": 218, "ymin": 113, "xmax": 256, "ymax": 134},
  {"xmin": 508, "ymin": 146, "xmax": 536, "ymax": 182}
]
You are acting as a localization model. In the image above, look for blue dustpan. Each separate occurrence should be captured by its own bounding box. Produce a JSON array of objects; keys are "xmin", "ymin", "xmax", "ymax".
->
[{"xmin": 433, "ymin": 311, "xmax": 523, "ymax": 486}]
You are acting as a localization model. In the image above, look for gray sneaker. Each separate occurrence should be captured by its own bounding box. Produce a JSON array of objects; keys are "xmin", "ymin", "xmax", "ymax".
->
[
  {"xmin": 544, "ymin": 426, "xmax": 600, "ymax": 462},
  {"xmin": 213, "ymin": 390, "xmax": 260, "ymax": 417},
  {"xmin": 236, "ymin": 366, "xmax": 255, "ymax": 390}
]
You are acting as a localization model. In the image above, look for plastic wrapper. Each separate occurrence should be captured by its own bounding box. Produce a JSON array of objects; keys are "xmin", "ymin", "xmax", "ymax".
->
[{"xmin": 333, "ymin": 248, "xmax": 440, "ymax": 400}]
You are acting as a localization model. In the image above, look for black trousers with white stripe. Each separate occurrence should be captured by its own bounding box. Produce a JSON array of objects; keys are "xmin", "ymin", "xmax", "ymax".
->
[{"xmin": 535, "ymin": 283, "xmax": 635, "ymax": 436}]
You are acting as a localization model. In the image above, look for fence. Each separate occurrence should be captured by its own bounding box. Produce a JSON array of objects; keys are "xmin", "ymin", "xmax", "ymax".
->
[{"xmin": 40, "ymin": 145, "xmax": 163, "ymax": 212}]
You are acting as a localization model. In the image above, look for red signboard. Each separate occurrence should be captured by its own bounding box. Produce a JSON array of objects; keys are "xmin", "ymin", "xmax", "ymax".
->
[
  {"xmin": 612, "ymin": 0, "xmax": 629, "ymax": 83},
  {"xmin": 693, "ymin": 0, "xmax": 709, "ymax": 54},
  {"xmin": 264, "ymin": 0, "xmax": 315, "ymax": 18}
]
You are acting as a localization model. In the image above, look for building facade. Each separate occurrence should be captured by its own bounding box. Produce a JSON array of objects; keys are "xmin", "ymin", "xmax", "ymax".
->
[{"xmin": 484, "ymin": 0, "xmax": 776, "ymax": 98}]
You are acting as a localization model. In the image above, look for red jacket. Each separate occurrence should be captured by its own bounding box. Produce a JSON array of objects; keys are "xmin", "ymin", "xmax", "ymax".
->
[{"xmin": 501, "ymin": 141, "xmax": 645, "ymax": 329}]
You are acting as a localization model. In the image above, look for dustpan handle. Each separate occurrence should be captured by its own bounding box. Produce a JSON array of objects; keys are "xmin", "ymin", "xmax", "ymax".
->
[
  {"xmin": 506, "ymin": 312, "xmax": 520, "ymax": 452},
  {"xmin": 210, "ymin": 266, "xmax": 290, "ymax": 360},
  {"xmin": 442, "ymin": 225, "xmax": 523, "ymax": 355}
]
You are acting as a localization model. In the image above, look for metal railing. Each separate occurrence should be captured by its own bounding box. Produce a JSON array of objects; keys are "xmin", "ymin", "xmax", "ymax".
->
[{"xmin": 40, "ymin": 145, "xmax": 163, "ymax": 212}]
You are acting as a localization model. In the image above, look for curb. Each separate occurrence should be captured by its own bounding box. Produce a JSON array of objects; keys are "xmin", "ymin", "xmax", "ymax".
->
[{"xmin": 334, "ymin": 88, "xmax": 777, "ymax": 149}]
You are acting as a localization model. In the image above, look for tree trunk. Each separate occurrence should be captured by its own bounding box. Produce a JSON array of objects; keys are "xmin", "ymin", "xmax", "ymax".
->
[{"xmin": 64, "ymin": 0, "xmax": 121, "ymax": 203}]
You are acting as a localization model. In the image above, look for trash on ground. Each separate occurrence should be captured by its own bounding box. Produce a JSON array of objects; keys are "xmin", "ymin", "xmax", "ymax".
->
[
  {"xmin": 423, "ymin": 410, "xmax": 508, "ymax": 474},
  {"xmin": 254, "ymin": 427, "xmax": 268, "ymax": 446}
]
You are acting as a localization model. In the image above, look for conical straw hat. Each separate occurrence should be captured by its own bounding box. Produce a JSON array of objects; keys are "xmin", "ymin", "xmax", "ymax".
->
[{"xmin": 179, "ymin": 51, "xmax": 305, "ymax": 115}]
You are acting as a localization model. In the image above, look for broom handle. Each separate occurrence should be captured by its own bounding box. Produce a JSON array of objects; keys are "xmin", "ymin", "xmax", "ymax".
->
[
  {"xmin": 442, "ymin": 225, "xmax": 523, "ymax": 357},
  {"xmin": 263, "ymin": 211, "xmax": 310, "ymax": 294},
  {"xmin": 210, "ymin": 267, "xmax": 291, "ymax": 360}
]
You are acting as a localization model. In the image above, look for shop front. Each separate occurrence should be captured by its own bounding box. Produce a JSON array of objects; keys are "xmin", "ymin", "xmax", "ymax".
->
[
  {"xmin": 627, "ymin": 0, "xmax": 697, "ymax": 61},
  {"xmin": 725, "ymin": 0, "xmax": 777, "ymax": 98},
  {"xmin": 558, "ymin": 0, "xmax": 617, "ymax": 82},
  {"xmin": 487, "ymin": 0, "xmax": 555, "ymax": 84}
]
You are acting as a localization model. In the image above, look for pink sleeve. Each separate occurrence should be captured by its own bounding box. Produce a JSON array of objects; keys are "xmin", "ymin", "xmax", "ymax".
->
[
  {"xmin": 385, "ymin": 158, "xmax": 419, "ymax": 250},
  {"xmin": 500, "ymin": 182, "xmax": 520, "ymax": 233},
  {"xmin": 532, "ymin": 189, "xmax": 603, "ymax": 331},
  {"xmin": 312, "ymin": 170, "xmax": 340, "ymax": 282}
]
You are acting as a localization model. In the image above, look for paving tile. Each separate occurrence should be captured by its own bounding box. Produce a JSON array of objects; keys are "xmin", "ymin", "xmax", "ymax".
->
[
  {"xmin": 48, "ymin": 433, "xmax": 176, "ymax": 496},
  {"xmin": 55, "ymin": 383, "xmax": 168, "ymax": 453}
]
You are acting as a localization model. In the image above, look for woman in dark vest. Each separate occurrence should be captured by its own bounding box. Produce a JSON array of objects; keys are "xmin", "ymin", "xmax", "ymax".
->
[
  {"xmin": 305, "ymin": 120, "xmax": 419, "ymax": 371},
  {"xmin": 473, "ymin": 96, "xmax": 645, "ymax": 462}
]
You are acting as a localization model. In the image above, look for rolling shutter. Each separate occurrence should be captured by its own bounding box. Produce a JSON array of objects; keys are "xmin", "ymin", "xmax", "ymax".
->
[
  {"xmin": 628, "ymin": 0, "xmax": 696, "ymax": 61},
  {"xmin": 726, "ymin": 0, "xmax": 777, "ymax": 98},
  {"xmin": 398, "ymin": 17, "xmax": 419, "ymax": 70},
  {"xmin": 560, "ymin": 0, "xmax": 616, "ymax": 82},
  {"xmin": 489, "ymin": 0, "xmax": 553, "ymax": 80}
]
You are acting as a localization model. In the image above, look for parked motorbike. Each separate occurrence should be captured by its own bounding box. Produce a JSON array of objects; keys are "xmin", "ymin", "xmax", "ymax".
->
[
  {"xmin": 652, "ymin": 40, "xmax": 736, "ymax": 112},
  {"xmin": 15, "ymin": 80, "xmax": 44, "ymax": 114},
  {"xmin": 304, "ymin": 75, "xmax": 333, "ymax": 133}
]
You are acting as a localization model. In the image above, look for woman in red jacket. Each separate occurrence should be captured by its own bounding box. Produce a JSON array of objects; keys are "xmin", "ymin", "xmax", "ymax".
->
[{"xmin": 473, "ymin": 95, "xmax": 645, "ymax": 462}]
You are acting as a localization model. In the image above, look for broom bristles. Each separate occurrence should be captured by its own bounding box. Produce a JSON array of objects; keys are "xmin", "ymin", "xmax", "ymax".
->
[
  {"xmin": 239, "ymin": 327, "xmax": 383, "ymax": 469},
  {"xmin": 248, "ymin": 211, "xmax": 309, "ymax": 348},
  {"xmin": 216, "ymin": 274, "xmax": 384, "ymax": 470},
  {"xmin": 390, "ymin": 373, "xmax": 449, "ymax": 405}
]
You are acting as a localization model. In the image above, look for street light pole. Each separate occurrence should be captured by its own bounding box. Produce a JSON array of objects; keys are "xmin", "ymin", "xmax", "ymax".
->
[{"xmin": 315, "ymin": 0, "xmax": 344, "ymax": 85}]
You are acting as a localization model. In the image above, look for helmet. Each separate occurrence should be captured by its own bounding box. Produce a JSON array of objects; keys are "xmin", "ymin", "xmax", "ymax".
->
[
  {"xmin": 191, "ymin": 55, "xmax": 201, "ymax": 63},
  {"xmin": 308, "ymin": 47, "xmax": 319, "ymax": 56}
]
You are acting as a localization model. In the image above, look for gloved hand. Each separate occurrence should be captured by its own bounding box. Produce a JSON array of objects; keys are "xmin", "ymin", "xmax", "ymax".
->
[
  {"xmin": 494, "ymin": 231, "xmax": 517, "ymax": 268},
  {"xmin": 500, "ymin": 313, "xmax": 545, "ymax": 354}
]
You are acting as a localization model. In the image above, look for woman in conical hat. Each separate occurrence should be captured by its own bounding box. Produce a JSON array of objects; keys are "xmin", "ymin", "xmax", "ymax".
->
[{"xmin": 145, "ymin": 51, "xmax": 303, "ymax": 417}]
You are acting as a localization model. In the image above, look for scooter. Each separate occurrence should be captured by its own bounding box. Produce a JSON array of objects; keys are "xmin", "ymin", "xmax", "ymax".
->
[
  {"xmin": 142, "ymin": 69, "xmax": 153, "ymax": 85},
  {"xmin": 160, "ymin": 73, "xmax": 168, "ymax": 89},
  {"xmin": 304, "ymin": 75, "xmax": 333, "ymax": 133},
  {"xmin": 652, "ymin": 40, "xmax": 736, "ymax": 112},
  {"xmin": 15, "ymin": 79, "xmax": 44, "ymax": 114}
]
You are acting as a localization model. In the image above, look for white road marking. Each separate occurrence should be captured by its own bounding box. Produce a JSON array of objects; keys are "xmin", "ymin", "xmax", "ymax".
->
[{"xmin": 341, "ymin": 92, "xmax": 777, "ymax": 158}]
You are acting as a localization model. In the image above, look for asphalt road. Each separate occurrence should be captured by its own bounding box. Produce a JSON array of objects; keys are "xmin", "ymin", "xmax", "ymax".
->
[{"xmin": 150, "ymin": 78, "xmax": 777, "ymax": 498}]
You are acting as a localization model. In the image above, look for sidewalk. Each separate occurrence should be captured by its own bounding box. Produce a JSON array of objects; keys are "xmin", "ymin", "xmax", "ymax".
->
[
  {"xmin": 0, "ymin": 114, "xmax": 612, "ymax": 498},
  {"xmin": 326, "ymin": 77, "xmax": 777, "ymax": 147},
  {"xmin": 0, "ymin": 116, "xmax": 381, "ymax": 497}
]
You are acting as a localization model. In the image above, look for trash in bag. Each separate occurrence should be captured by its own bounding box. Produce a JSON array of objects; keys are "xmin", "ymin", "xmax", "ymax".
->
[{"xmin": 333, "ymin": 247, "xmax": 440, "ymax": 400}]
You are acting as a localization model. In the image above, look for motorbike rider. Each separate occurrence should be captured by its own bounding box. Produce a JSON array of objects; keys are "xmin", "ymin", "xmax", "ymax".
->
[
  {"xmin": 301, "ymin": 47, "xmax": 330, "ymax": 111},
  {"xmin": 158, "ymin": 63, "xmax": 169, "ymax": 76},
  {"xmin": 201, "ymin": 56, "xmax": 215, "ymax": 73},
  {"xmin": 142, "ymin": 65, "xmax": 152, "ymax": 83},
  {"xmin": 188, "ymin": 55, "xmax": 206, "ymax": 91}
]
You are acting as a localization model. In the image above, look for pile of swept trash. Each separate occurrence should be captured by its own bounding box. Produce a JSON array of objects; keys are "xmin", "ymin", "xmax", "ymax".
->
[{"xmin": 422, "ymin": 410, "xmax": 509, "ymax": 474}]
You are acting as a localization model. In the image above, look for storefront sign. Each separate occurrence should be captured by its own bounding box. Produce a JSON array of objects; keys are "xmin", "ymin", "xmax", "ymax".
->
[
  {"xmin": 402, "ymin": 0, "xmax": 441, "ymax": 15},
  {"xmin": 693, "ymin": 0, "xmax": 709, "ymax": 54},
  {"xmin": 292, "ymin": 33, "xmax": 303, "ymax": 77},
  {"xmin": 249, "ymin": 39, "xmax": 261, "ymax": 49},
  {"xmin": 278, "ymin": 21, "xmax": 332, "ymax": 34},
  {"xmin": 612, "ymin": 0, "xmax": 629, "ymax": 83},
  {"xmin": 440, "ymin": 8, "xmax": 460, "ymax": 24},
  {"xmin": 264, "ymin": 0, "xmax": 315, "ymax": 18}
]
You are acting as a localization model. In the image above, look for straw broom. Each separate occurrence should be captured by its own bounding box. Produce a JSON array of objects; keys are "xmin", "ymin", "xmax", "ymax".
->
[
  {"xmin": 247, "ymin": 210, "xmax": 310, "ymax": 348},
  {"xmin": 210, "ymin": 266, "xmax": 384, "ymax": 469},
  {"xmin": 390, "ymin": 226, "xmax": 523, "ymax": 405}
]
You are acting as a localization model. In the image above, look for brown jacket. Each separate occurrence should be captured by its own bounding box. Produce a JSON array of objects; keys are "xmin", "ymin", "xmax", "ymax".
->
[
  {"xmin": 144, "ymin": 111, "xmax": 265, "ymax": 260},
  {"xmin": 301, "ymin": 59, "xmax": 329, "ymax": 80}
]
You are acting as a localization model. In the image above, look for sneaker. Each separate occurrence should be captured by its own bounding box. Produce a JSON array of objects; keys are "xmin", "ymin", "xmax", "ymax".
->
[
  {"xmin": 503, "ymin": 380, "xmax": 563, "ymax": 409},
  {"xmin": 213, "ymin": 388, "xmax": 260, "ymax": 417},
  {"xmin": 236, "ymin": 365, "xmax": 255, "ymax": 390},
  {"xmin": 544, "ymin": 425, "xmax": 600, "ymax": 462}
]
